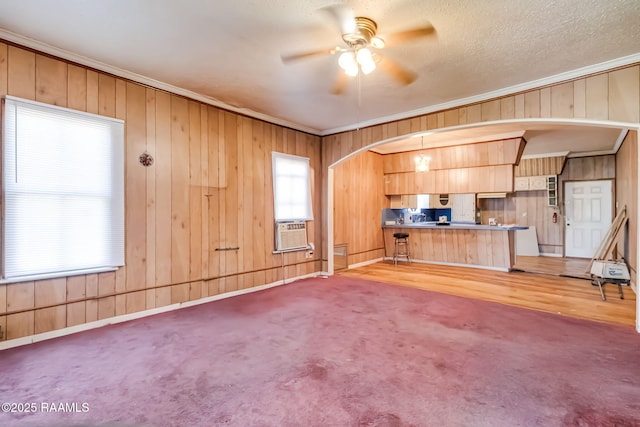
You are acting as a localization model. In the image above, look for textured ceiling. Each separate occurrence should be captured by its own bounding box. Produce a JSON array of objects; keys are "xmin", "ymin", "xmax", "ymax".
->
[{"xmin": 0, "ymin": 0, "xmax": 638, "ymax": 144}]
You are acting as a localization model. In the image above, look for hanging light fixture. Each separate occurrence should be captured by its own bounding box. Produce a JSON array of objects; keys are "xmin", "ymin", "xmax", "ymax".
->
[{"xmin": 415, "ymin": 136, "xmax": 430, "ymax": 172}]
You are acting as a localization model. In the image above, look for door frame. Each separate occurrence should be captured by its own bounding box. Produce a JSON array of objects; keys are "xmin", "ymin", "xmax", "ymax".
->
[{"xmin": 562, "ymin": 178, "xmax": 615, "ymax": 258}]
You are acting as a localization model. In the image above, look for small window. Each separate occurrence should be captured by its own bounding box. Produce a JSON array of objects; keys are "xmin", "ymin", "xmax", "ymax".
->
[
  {"xmin": 272, "ymin": 152, "xmax": 313, "ymax": 221},
  {"xmin": 2, "ymin": 96, "xmax": 125, "ymax": 281}
]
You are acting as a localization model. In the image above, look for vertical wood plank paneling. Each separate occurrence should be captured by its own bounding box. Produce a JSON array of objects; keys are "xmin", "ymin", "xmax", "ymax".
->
[
  {"xmin": 34, "ymin": 278, "xmax": 66, "ymax": 308},
  {"xmin": 524, "ymin": 91, "xmax": 540, "ymax": 118},
  {"xmin": 98, "ymin": 74, "xmax": 116, "ymax": 117},
  {"xmin": 189, "ymin": 101, "xmax": 202, "ymax": 281},
  {"xmin": 66, "ymin": 302, "xmax": 85, "ymax": 327},
  {"xmin": 34, "ymin": 306, "xmax": 66, "ymax": 334},
  {"xmin": 155, "ymin": 92, "xmax": 172, "ymax": 286},
  {"xmin": 540, "ymin": 87, "xmax": 551, "ymax": 117},
  {"xmin": 586, "ymin": 74, "xmax": 608, "ymax": 120},
  {"xmin": 500, "ymin": 97, "xmax": 515, "ymax": 119},
  {"xmin": 253, "ymin": 120, "xmax": 266, "ymax": 284},
  {"xmin": 145, "ymin": 89, "xmax": 157, "ymax": 306},
  {"xmin": 481, "ymin": 100, "xmax": 501, "ymax": 121},
  {"xmin": 207, "ymin": 108, "xmax": 221, "ymax": 291},
  {"xmin": 550, "ymin": 82, "xmax": 574, "ymax": 118},
  {"xmin": 240, "ymin": 117, "xmax": 252, "ymax": 289},
  {"xmin": 514, "ymin": 94, "xmax": 525, "ymax": 119},
  {"xmin": 7, "ymin": 46, "xmax": 35, "ymax": 98},
  {"xmin": 609, "ymin": 66, "xmax": 640, "ymax": 123},
  {"xmin": 200, "ymin": 105, "xmax": 210, "ymax": 292},
  {"xmin": 67, "ymin": 64, "xmax": 87, "ymax": 111},
  {"xmin": 573, "ymin": 78, "xmax": 586, "ymax": 118},
  {"xmin": 222, "ymin": 112, "xmax": 239, "ymax": 292},
  {"xmin": 66, "ymin": 275, "xmax": 85, "ymax": 326},
  {"xmin": 125, "ymin": 82, "xmax": 147, "ymax": 291},
  {"xmin": 86, "ymin": 70, "xmax": 99, "ymax": 114},
  {"xmin": 6, "ymin": 312, "xmax": 33, "ymax": 339},
  {"xmin": 35, "ymin": 54, "xmax": 67, "ymax": 106},
  {"xmin": 0, "ymin": 42, "xmax": 8, "ymax": 96},
  {"xmin": 85, "ymin": 274, "xmax": 98, "ymax": 322},
  {"xmin": 171, "ymin": 96, "xmax": 191, "ymax": 284}
]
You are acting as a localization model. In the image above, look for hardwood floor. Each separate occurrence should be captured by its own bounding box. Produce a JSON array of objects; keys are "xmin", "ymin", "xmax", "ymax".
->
[
  {"xmin": 513, "ymin": 255, "xmax": 592, "ymax": 279},
  {"xmin": 337, "ymin": 261, "xmax": 637, "ymax": 328}
]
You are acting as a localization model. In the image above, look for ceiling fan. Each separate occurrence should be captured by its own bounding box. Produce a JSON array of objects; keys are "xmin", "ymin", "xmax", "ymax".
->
[{"xmin": 281, "ymin": 5, "xmax": 436, "ymax": 94}]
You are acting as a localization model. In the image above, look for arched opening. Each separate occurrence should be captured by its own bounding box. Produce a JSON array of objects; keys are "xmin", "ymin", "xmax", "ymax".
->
[{"xmin": 326, "ymin": 118, "xmax": 640, "ymax": 330}]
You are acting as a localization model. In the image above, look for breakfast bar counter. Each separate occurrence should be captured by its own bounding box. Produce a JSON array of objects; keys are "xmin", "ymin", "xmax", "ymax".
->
[{"xmin": 383, "ymin": 223, "xmax": 525, "ymax": 271}]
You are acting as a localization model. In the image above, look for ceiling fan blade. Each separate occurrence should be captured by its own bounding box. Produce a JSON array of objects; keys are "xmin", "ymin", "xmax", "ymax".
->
[
  {"xmin": 281, "ymin": 47, "xmax": 337, "ymax": 63},
  {"xmin": 377, "ymin": 56, "xmax": 417, "ymax": 86},
  {"xmin": 383, "ymin": 25, "xmax": 436, "ymax": 46},
  {"xmin": 321, "ymin": 4, "xmax": 357, "ymax": 35},
  {"xmin": 331, "ymin": 70, "xmax": 349, "ymax": 95}
]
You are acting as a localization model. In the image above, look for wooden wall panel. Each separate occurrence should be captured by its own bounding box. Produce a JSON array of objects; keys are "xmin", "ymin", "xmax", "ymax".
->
[
  {"xmin": 614, "ymin": 131, "xmax": 638, "ymax": 287},
  {"xmin": 334, "ymin": 151, "xmax": 386, "ymax": 266},
  {"xmin": 515, "ymin": 156, "xmax": 566, "ymax": 177},
  {"xmin": 561, "ymin": 155, "xmax": 615, "ymax": 181},
  {"xmin": 0, "ymin": 43, "xmax": 323, "ymax": 341}
]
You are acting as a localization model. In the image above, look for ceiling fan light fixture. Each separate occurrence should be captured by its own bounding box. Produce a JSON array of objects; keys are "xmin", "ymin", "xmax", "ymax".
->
[
  {"xmin": 338, "ymin": 51, "xmax": 359, "ymax": 76},
  {"xmin": 356, "ymin": 48, "xmax": 376, "ymax": 74},
  {"xmin": 371, "ymin": 36, "xmax": 385, "ymax": 49}
]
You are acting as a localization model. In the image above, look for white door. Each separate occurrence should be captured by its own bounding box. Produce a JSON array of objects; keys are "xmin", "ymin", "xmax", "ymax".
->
[{"xmin": 565, "ymin": 180, "xmax": 613, "ymax": 258}]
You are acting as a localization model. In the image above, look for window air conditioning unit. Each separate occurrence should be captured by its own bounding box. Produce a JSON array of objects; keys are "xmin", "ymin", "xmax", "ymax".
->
[{"xmin": 275, "ymin": 221, "xmax": 308, "ymax": 251}]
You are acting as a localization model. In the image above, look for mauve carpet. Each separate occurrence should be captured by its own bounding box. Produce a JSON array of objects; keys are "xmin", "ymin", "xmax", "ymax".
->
[{"xmin": 1, "ymin": 275, "xmax": 639, "ymax": 427}]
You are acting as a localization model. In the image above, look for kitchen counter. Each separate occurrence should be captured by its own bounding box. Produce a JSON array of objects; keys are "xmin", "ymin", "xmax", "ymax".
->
[
  {"xmin": 383, "ymin": 224, "xmax": 523, "ymax": 271},
  {"xmin": 383, "ymin": 222, "xmax": 528, "ymax": 231}
]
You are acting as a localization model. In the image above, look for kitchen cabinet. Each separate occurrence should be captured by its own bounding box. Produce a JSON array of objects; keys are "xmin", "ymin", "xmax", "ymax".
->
[
  {"xmin": 515, "ymin": 175, "xmax": 552, "ymax": 191},
  {"xmin": 389, "ymin": 194, "xmax": 418, "ymax": 209},
  {"xmin": 547, "ymin": 176, "xmax": 558, "ymax": 206},
  {"xmin": 451, "ymin": 193, "xmax": 476, "ymax": 222}
]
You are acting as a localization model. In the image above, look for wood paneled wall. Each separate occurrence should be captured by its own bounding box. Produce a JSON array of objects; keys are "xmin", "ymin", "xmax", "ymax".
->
[
  {"xmin": 614, "ymin": 131, "xmax": 638, "ymax": 288},
  {"xmin": 480, "ymin": 155, "xmax": 618, "ymax": 256},
  {"xmin": 333, "ymin": 151, "xmax": 386, "ymax": 266},
  {"xmin": 0, "ymin": 42, "xmax": 322, "ymax": 341},
  {"xmin": 322, "ymin": 64, "xmax": 640, "ymax": 272},
  {"xmin": 515, "ymin": 156, "xmax": 566, "ymax": 176}
]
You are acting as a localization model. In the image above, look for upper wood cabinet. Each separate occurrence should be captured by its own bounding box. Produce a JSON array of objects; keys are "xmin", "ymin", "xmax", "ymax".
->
[
  {"xmin": 515, "ymin": 175, "xmax": 553, "ymax": 191},
  {"xmin": 385, "ymin": 165, "xmax": 514, "ymax": 195},
  {"xmin": 383, "ymin": 137, "xmax": 525, "ymax": 174}
]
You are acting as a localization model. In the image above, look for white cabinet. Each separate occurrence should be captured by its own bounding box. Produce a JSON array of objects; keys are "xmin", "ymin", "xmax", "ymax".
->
[
  {"xmin": 515, "ymin": 175, "xmax": 553, "ymax": 191},
  {"xmin": 451, "ymin": 193, "xmax": 476, "ymax": 222},
  {"xmin": 547, "ymin": 176, "xmax": 558, "ymax": 206}
]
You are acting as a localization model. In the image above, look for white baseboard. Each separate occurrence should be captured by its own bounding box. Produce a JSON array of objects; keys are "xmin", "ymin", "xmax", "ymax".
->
[
  {"xmin": 348, "ymin": 257, "xmax": 384, "ymax": 270},
  {"xmin": 0, "ymin": 271, "xmax": 321, "ymax": 351},
  {"xmin": 382, "ymin": 257, "xmax": 510, "ymax": 272},
  {"xmin": 540, "ymin": 253, "xmax": 563, "ymax": 257}
]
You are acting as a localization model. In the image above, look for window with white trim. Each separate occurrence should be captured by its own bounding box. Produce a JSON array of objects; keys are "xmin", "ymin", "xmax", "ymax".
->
[
  {"xmin": 2, "ymin": 96, "xmax": 125, "ymax": 282},
  {"xmin": 272, "ymin": 152, "xmax": 313, "ymax": 221}
]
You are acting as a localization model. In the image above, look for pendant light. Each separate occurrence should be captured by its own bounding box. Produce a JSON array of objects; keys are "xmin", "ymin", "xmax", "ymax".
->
[{"xmin": 415, "ymin": 136, "xmax": 430, "ymax": 172}]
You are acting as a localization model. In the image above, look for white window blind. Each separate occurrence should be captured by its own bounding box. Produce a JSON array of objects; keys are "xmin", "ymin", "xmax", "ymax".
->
[
  {"xmin": 2, "ymin": 96, "xmax": 125, "ymax": 281},
  {"xmin": 272, "ymin": 152, "xmax": 313, "ymax": 221}
]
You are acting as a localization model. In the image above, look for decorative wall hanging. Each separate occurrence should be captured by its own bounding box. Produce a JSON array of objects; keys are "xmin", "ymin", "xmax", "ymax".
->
[{"xmin": 139, "ymin": 151, "xmax": 154, "ymax": 167}]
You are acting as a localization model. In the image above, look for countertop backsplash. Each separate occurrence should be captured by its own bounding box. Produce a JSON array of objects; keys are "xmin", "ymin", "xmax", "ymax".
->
[{"xmin": 382, "ymin": 208, "xmax": 451, "ymax": 225}]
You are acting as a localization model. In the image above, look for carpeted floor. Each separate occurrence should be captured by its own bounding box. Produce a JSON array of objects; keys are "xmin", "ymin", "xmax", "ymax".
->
[{"xmin": 1, "ymin": 276, "xmax": 639, "ymax": 426}]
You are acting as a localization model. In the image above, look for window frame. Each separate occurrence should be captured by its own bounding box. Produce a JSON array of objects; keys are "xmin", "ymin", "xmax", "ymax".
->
[
  {"xmin": 271, "ymin": 151, "xmax": 314, "ymax": 222},
  {"xmin": 1, "ymin": 95, "xmax": 125, "ymax": 283}
]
